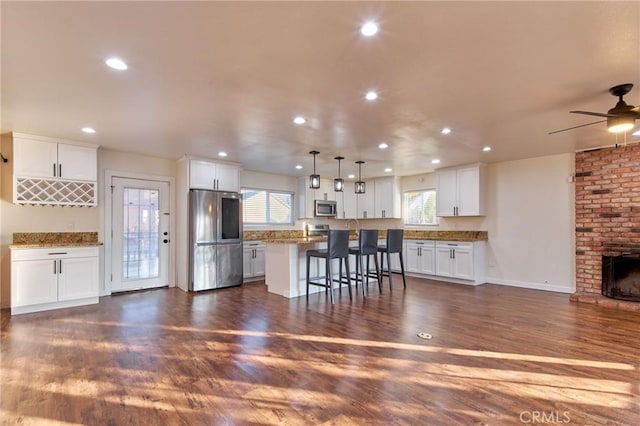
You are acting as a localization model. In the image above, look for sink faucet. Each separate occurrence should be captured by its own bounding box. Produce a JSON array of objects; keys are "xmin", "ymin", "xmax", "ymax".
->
[{"xmin": 345, "ymin": 218, "xmax": 360, "ymax": 238}]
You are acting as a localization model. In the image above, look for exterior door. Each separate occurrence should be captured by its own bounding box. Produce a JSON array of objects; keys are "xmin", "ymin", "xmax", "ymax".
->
[{"xmin": 111, "ymin": 177, "xmax": 170, "ymax": 292}]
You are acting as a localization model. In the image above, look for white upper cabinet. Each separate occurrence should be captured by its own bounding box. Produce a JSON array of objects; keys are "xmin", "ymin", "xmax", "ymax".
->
[
  {"xmin": 436, "ymin": 164, "xmax": 486, "ymax": 217},
  {"xmin": 189, "ymin": 160, "xmax": 240, "ymax": 192},
  {"xmin": 13, "ymin": 134, "xmax": 97, "ymax": 181},
  {"xmin": 336, "ymin": 180, "xmax": 357, "ymax": 219},
  {"xmin": 12, "ymin": 133, "xmax": 98, "ymax": 206},
  {"xmin": 356, "ymin": 179, "xmax": 375, "ymax": 219},
  {"xmin": 374, "ymin": 176, "xmax": 401, "ymax": 219}
]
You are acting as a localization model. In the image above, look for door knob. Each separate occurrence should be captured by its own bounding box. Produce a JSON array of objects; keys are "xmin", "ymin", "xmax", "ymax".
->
[
  {"xmin": 163, "ymin": 231, "xmax": 168, "ymax": 236},
  {"xmin": 163, "ymin": 239, "xmax": 170, "ymax": 244}
]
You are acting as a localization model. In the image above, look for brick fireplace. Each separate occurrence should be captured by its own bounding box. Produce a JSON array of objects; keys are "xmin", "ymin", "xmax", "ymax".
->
[{"xmin": 573, "ymin": 143, "xmax": 640, "ymax": 311}]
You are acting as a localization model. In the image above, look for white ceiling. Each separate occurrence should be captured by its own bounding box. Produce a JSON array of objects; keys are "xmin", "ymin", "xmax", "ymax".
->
[{"xmin": 2, "ymin": 1, "xmax": 639, "ymax": 179}]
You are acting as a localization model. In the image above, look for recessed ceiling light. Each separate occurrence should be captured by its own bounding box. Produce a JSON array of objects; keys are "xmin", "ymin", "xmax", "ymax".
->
[
  {"xmin": 432, "ymin": 159, "xmax": 441, "ymax": 164},
  {"xmin": 482, "ymin": 146, "xmax": 492, "ymax": 152},
  {"xmin": 105, "ymin": 57, "xmax": 128, "ymax": 70},
  {"xmin": 347, "ymin": 174, "xmax": 356, "ymax": 179},
  {"xmin": 218, "ymin": 151, "xmax": 227, "ymax": 157},
  {"xmin": 361, "ymin": 21, "xmax": 379, "ymax": 37},
  {"xmin": 365, "ymin": 91, "xmax": 378, "ymax": 101},
  {"xmin": 384, "ymin": 168, "xmax": 392, "ymax": 173},
  {"xmin": 378, "ymin": 142, "xmax": 388, "ymax": 149},
  {"xmin": 441, "ymin": 127, "xmax": 452, "ymax": 135},
  {"xmin": 633, "ymin": 130, "xmax": 640, "ymax": 136},
  {"xmin": 295, "ymin": 165, "xmax": 303, "ymax": 170},
  {"xmin": 81, "ymin": 127, "xmax": 96, "ymax": 134},
  {"xmin": 293, "ymin": 116, "xmax": 306, "ymax": 125}
]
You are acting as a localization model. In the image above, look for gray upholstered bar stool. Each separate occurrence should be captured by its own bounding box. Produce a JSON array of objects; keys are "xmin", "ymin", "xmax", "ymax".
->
[
  {"xmin": 378, "ymin": 229, "xmax": 407, "ymax": 290},
  {"xmin": 348, "ymin": 229, "xmax": 381, "ymax": 296},
  {"xmin": 306, "ymin": 229, "xmax": 352, "ymax": 304}
]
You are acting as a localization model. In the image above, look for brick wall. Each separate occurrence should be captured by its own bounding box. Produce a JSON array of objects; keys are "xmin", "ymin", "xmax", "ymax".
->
[{"xmin": 575, "ymin": 143, "xmax": 640, "ymax": 295}]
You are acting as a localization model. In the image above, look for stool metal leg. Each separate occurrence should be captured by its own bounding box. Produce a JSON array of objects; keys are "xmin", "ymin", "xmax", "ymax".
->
[
  {"xmin": 344, "ymin": 257, "xmax": 352, "ymax": 300},
  {"xmin": 387, "ymin": 251, "xmax": 393, "ymax": 290},
  {"xmin": 327, "ymin": 258, "xmax": 335, "ymax": 304},
  {"xmin": 399, "ymin": 252, "xmax": 407, "ymax": 288},
  {"xmin": 306, "ymin": 254, "xmax": 311, "ymax": 300},
  {"xmin": 373, "ymin": 254, "xmax": 382, "ymax": 293}
]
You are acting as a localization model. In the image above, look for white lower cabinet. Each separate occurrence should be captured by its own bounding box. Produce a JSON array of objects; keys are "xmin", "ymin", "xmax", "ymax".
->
[
  {"xmin": 405, "ymin": 240, "xmax": 435, "ymax": 275},
  {"xmin": 243, "ymin": 242, "xmax": 266, "ymax": 281},
  {"xmin": 11, "ymin": 246, "xmax": 100, "ymax": 315},
  {"xmin": 401, "ymin": 239, "xmax": 485, "ymax": 285},
  {"xmin": 435, "ymin": 241, "xmax": 475, "ymax": 281}
]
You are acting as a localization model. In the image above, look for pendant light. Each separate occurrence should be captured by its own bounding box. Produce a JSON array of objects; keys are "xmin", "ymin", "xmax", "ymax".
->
[
  {"xmin": 309, "ymin": 150, "xmax": 320, "ymax": 189},
  {"xmin": 334, "ymin": 156, "xmax": 344, "ymax": 192},
  {"xmin": 355, "ymin": 161, "xmax": 366, "ymax": 194}
]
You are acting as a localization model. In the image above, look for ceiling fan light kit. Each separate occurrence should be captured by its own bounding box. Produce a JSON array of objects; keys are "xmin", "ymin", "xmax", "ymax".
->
[
  {"xmin": 607, "ymin": 115, "xmax": 635, "ymax": 133},
  {"xmin": 552, "ymin": 83, "xmax": 639, "ymax": 135}
]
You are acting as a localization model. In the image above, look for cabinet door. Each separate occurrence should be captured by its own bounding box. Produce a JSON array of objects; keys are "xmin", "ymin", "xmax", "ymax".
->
[
  {"xmin": 57, "ymin": 144, "xmax": 97, "ymax": 181},
  {"xmin": 436, "ymin": 169, "xmax": 457, "ymax": 217},
  {"xmin": 405, "ymin": 243, "xmax": 421, "ymax": 273},
  {"xmin": 420, "ymin": 245, "xmax": 436, "ymax": 275},
  {"xmin": 435, "ymin": 246, "xmax": 454, "ymax": 277},
  {"xmin": 374, "ymin": 177, "xmax": 400, "ymax": 218},
  {"xmin": 452, "ymin": 248, "xmax": 474, "ymax": 280},
  {"xmin": 190, "ymin": 160, "xmax": 216, "ymax": 189},
  {"xmin": 215, "ymin": 163, "xmax": 240, "ymax": 192},
  {"xmin": 12, "ymin": 259, "xmax": 58, "ymax": 307},
  {"xmin": 14, "ymin": 138, "xmax": 58, "ymax": 178},
  {"xmin": 456, "ymin": 166, "xmax": 480, "ymax": 216},
  {"xmin": 243, "ymin": 248, "xmax": 254, "ymax": 279},
  {"xmin": 253, "ymin": 246, "xmax": 266, "ymax": 276},
  {"xmin": 317, "ymin": 179, "xmax": 335, "ymax": 202},
  {"xmin": 356, "ymin": 181, "xmax": 375, "ymax": 219},
  {"xmin": 342, "ymin": 181, "xmax": 357, "ymax": 219},
  {"xmin": 297, "ymin": 177, "xmax": 316, "ymax": 219},
  {"xmin": 58, "ymin": 256, "xmax": 99, "ymax": 301}
]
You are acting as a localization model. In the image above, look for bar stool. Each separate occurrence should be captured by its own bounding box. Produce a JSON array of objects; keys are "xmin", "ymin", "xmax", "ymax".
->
[
  {"xmin": 306, "ymin": 230, "xmax": 352, "ymax": 304},
  {"xmin": 348, "ymin": 229, "xmax": 381, "ymax": 296},
  {"xmin": 378, "ymin": 229, "xmax": 407, "ymax": 290}
]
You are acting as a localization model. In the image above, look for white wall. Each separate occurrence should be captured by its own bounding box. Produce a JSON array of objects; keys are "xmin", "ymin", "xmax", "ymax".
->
[{"xmin": 484, "ymin": 154, "xmax": 575, "ymax": 292}]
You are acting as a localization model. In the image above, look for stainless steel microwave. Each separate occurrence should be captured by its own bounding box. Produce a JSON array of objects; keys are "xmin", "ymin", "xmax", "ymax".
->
[{"xmin": 314, "ymin": 199, "xmax": 337, "ymax": 217}]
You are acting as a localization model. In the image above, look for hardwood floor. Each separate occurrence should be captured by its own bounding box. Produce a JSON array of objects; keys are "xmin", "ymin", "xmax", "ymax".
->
[{"xmin": 1, "ymin": 277, "xmax": 639, "ymax": 425}]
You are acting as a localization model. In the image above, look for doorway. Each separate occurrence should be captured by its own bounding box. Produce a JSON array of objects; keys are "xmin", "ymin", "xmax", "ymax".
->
[{"xmin": 107, "ymin": 175, "xmax": 171, "ymax": 293}]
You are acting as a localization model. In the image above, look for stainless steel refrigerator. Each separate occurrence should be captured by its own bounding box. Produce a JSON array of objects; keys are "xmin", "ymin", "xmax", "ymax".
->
[{"xmin": 189, "ymin": 189, "xmax": 243, "ymax": 291}]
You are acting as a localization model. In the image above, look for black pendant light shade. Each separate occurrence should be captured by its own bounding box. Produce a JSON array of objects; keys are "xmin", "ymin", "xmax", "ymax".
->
[
  {"xmin": 355, "ymin": 161, "xmax": 366, "ymax": 194},
  {"xmin": 309, "ymin": 151, "xmax": 320, "ymax": 189},
  {"xmin": 334, "ymin": 156, "xmax": 344, "ymax": 192}
]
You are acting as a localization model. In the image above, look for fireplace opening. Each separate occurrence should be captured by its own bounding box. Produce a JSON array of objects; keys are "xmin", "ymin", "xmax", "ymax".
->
[{"xmin": 602, "ymin": 254, "xmax": 640, "ymax": 302}]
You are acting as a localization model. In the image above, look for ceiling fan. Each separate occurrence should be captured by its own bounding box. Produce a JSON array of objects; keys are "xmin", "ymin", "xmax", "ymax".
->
[{"xmin": 549, "ymin": 83, "xmax": 639, "ymax": 135}]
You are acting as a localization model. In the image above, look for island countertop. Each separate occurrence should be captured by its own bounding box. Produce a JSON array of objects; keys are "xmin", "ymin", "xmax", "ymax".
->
[{"xmin": 246, "ymin": 229, "xmax": 487, "ymax": 244}]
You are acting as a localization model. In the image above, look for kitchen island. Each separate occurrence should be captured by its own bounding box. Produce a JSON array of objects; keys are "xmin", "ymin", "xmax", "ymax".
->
[{"xmin": 253, "ymin": 230, "xmax": 489, "ymax": 299}]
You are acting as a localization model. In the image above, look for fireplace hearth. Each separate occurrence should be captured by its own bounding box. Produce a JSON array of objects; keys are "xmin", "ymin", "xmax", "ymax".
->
[{"xmin": 602, "ymin": 255, "xmax": 640, "ymax": 303}]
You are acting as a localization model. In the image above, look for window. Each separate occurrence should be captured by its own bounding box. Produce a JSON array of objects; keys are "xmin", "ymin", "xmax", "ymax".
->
[
  {"xmin": 403, "ymin": 189, "xmax": 437, "ymax": 225},
  {"xmin": 241, "ymin": 188, "xmax": 294, "ymax": 225}
]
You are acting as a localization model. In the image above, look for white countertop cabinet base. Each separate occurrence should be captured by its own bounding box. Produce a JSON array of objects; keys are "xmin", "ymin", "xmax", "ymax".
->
[{"xmin": 11, "ymin": 247, "xmax": 100, "ymax": 315}]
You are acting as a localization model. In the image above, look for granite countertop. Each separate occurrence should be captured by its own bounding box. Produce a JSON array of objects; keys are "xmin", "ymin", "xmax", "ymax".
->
[
  {"xmin": 10, "ymin": 232, "xmax": 103, "ymax": 249},
  {"xmin": 245, "ymin": 229, "xmax": 488, "ymax": 244}
]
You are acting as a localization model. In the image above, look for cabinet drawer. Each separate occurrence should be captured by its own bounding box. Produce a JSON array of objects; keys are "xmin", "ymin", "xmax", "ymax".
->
[
  {"xmin": 12, "ymin": 246, "xmax": 99, "ymax": 261},
  {"xmin": 435, "ymin": 241, "xmax": 472, "ymax": 250}
]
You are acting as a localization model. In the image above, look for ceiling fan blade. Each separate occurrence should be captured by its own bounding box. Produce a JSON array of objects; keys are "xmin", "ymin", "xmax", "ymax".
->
[
  {"xmin": 570, "ymin": 110, "xmax": 614, "ymax": 118},
  {"xmin": 548, "ymin": 119, "xmax": 606, "ymax": 135}
]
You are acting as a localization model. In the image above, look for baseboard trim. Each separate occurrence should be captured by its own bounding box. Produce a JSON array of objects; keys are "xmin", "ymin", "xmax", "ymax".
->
[{"xmin": 487, "ymin": 277, "xmax": 574, "ymax": 294}]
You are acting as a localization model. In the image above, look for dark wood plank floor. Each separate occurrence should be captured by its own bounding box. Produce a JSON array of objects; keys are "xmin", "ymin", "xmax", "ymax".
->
[{"xmin": 1, "ymin": 277, "xmax": 639, "ymax": 425}]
